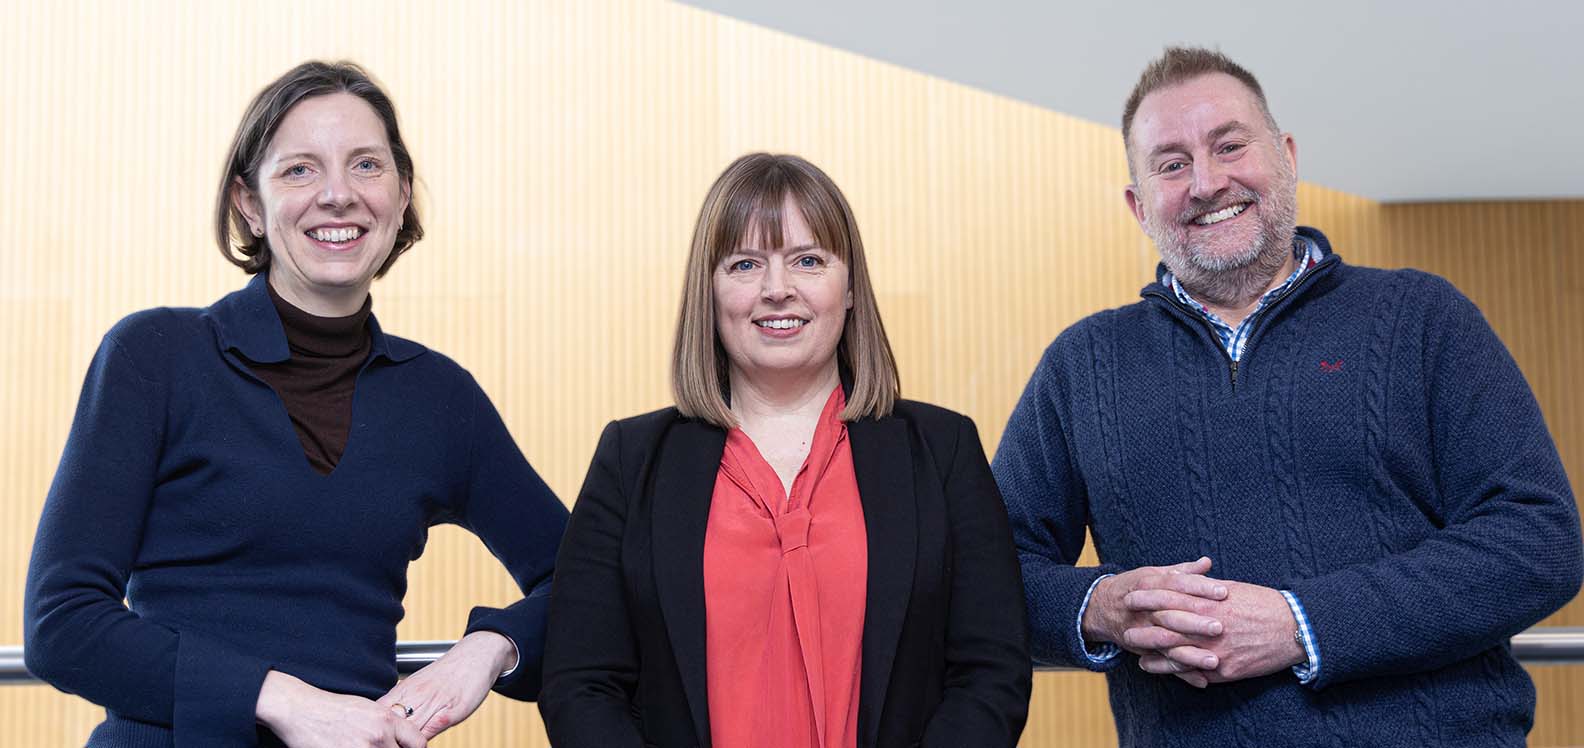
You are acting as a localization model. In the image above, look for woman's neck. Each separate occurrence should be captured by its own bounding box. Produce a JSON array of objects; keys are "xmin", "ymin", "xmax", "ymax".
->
[
  {"xmin": 728, "ymin": 362, "xmax": 840, "ymax": 433},
  {"xmin": 267, "ymin": 271, "xmax": 371, "ymax": 318}
]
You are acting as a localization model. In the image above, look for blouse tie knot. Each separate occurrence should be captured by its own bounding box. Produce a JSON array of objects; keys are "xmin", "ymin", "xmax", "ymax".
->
[{"xmin": 775, "ymin": 506, "xmax": 812, "ymax": 554}]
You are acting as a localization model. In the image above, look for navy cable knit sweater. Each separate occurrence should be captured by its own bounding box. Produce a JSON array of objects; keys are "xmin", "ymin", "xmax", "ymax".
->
[
  {"xmin": 992, "ymin": 228, "xmax": 1581, "ymax": 747},
  {"xmin": 23, "ymin": 274, "xmax": 569, "ymax": 747}
]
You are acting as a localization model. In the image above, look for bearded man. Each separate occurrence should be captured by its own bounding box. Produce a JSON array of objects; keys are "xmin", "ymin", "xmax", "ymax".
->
[{"xmin": 992, "ymin": 46, "xmax": 1580, "ymax": 747}]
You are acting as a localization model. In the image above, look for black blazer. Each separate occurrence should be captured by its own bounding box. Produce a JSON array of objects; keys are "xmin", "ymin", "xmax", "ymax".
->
[{"xmin": 540, "ymin": 400, "xmax": 1031, "ymax": 748}]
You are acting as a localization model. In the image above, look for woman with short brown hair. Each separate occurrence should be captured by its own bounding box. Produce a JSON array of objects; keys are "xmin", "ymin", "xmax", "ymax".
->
[{"xmin": 23, "ymin": 61, "xmax": 568, "ymax": 748}]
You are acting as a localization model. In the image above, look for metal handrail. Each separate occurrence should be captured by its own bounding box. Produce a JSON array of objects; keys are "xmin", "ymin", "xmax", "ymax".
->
[{"xmin": 4, "ymin": 628, "xmax": 1583, "ymax": 685}]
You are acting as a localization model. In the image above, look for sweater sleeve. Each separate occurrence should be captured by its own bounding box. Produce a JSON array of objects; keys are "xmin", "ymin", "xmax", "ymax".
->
[
  {"xmin": 450, "ymin": 375, "xmax": 570, "ymax": 701},
  {"xmin": 1287, "ymin": 279, "xmax": 1582, "ymax": 689},
  {"xmin": 24, "ymin": 321, "xmax": 274, "ymax": 746},
  {"xmin": 991, "ymin": 345, "xmax": 1125, "ymax": 670}
]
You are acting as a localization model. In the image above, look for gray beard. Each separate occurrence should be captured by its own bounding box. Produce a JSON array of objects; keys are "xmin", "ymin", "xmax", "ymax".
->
[
  {"xmin": 1149, "ymin": 169, "xmax": 1299, "ymax": 310},
  {"xmin": 1168, "ymin": 228, "xmax": 1294, "ymax": 309}
]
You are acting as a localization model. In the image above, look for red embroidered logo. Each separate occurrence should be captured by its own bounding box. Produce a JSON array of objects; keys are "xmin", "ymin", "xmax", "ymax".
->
[{"xmin": 1319, "ymin": 360, "xmax": 1344, "ymax": 373}]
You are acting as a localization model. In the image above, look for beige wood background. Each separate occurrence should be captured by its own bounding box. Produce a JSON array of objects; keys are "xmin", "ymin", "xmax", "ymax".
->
[{"xmin": 1, "ymin": 1, "xmax": 1578, "ymax": 745}]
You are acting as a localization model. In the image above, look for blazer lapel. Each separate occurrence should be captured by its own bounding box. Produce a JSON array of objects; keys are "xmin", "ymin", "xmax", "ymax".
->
[
  {"xmin": 847, "ymin": 415, "xmax": 916, "ymax": 742},
  {"xmin": 649, "ymin": 419, "xmax": 726, "ymax": 748}
]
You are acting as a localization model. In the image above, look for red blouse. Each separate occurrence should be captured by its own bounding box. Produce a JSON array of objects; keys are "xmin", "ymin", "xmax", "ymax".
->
[{"xmin": 703, "ymin": 386, "xmax": 868, "ymax": 748}]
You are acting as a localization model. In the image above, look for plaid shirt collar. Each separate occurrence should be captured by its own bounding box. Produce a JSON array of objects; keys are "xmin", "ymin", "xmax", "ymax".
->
[{"xmin": 1163, "ymin": 234, "xmax": 1325, "ymax": 362}]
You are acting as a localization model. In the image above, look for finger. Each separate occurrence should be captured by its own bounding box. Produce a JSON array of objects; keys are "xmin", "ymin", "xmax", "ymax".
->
[
  {"xmin": 1174, "ymin": 670, "xmax": 1210, "ymax": 688},
  {"xmin": 1152, "ymin": 573, "xmax": 1229, "ymax": 600},
  {"xmin": 399, "ymin": 690, "xmax": 440, "ymax": 731},
  {"xmin": 1134, "ymin": 573, "xmax": 1229, "ymax": 602},
  {"xmin": 1123, "ymin": 588, "xmax": 1217, "ymax": 614},
  {"xmin": 1161, "ymin": 644, "xmax": 1219, "ymax": 671},
  {"xmin": 391, "ymin": 713, "xmax": 429, "ymax": 748},
  {"xmin": 1150, "ymin": 608, "xmax": 1224, "ymax": 637},
  {"xmin": 1122, "ymin": 625, "xmax": 1202, "ymax": 651},
  {"xmin": 1162, "ymin": 556, "xmax": 1212, "ymax": 575},
  {"xmin": 1139, "ymin": 653, "xmax": 1184, "ymax": 675}
]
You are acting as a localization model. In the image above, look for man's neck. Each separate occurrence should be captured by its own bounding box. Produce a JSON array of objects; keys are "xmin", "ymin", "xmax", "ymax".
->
[{"xmin": 1190, "ymin": 250, "xmax": 1297, "ymax": 328}]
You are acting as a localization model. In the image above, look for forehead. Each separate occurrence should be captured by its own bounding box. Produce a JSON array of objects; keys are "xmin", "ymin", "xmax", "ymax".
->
[
  {"xmin": 1128, "ymin": 73, "xmax": 1266, "ymax": 152},
  {"xmin": 733, "ymin": 194, "xmax": 818, "ymax": 250},
  {"xmin": 268, "ymin": 92, "xmax": 390, "ymax": 154}
]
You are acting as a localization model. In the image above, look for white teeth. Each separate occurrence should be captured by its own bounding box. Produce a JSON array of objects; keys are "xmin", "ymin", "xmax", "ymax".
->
[
  {"xmin": 310, "ymin": 227, "xmax": 363, "ymax": 243},
  {"xmin": 1193, "ymin": 204, "xmax": 1248, "ymax": 226},
  {"xmin": 756, "ymin": 319, "xmax": 806, "ymax": 330}
]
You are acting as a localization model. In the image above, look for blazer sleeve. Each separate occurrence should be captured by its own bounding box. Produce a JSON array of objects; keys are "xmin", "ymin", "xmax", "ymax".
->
[
  {"xmin": 23, "ymin": 321, "xmax": 274, "ymax": 745},
  {"xmin": 449, "ymin": 375, "xmax": 570, "ymax": 700},
  {"xmin": 921, "ymin": 414, "xmax": 1033, "ymax": 748},
  {"xmin": 1286, "ymin": 277, "xmax": 1583, "ymax": 689},
  {"xmin": 537, "ymin": 421, "xmax": 646, "ymax": 748},
  {"xmin": 991, "ymin": 342, "xmax": 1126, "ymax": 670}
]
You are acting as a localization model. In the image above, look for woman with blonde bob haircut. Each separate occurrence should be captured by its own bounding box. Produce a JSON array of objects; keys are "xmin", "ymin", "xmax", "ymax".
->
[{"xmin": 541, "ymin": 153, "xmax": 1031, "ymax": 748}]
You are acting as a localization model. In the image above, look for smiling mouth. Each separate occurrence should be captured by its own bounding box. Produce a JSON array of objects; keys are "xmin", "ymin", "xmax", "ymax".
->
[
  {"xmin": 1192, "ymin": 203, "xmax": 1249, "ymax": 226},
  {"xmin": 755, "ymin": 318, "xmax": 807, "ymax": 330},
  {"xmin": 307, "ymin": 227, "xmax": 366, "ymax": 243}
]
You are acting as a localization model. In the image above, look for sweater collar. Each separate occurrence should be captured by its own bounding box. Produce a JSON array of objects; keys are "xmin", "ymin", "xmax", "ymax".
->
[{"xmin": 209, "ymin": 273, "xmax": 425, "ymax": 364}]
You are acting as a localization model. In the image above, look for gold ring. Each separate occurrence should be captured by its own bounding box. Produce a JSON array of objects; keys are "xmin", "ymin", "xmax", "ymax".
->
[{"xmin": 391, "ymin": 702, "xmax": 414, "ymax": 718}]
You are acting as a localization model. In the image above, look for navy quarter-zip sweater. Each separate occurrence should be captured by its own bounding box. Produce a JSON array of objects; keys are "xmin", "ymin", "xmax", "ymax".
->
[
  {"xmin": 24, "ymin": 274, "xmax": 570, "ymax": 747},
  {"xmin": 993, "ymin": 228, "xmax": 1581, "ymax": 747}
]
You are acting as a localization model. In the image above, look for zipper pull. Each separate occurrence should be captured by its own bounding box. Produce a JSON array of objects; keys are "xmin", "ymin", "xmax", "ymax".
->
[{"xmin": 1230, "ymin": 360, "xmax": 1240, "ymax": 387}]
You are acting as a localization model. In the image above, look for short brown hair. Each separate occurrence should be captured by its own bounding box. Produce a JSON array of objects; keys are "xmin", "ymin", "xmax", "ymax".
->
[
  {"xmin": 215, "ymin": 61, "xmax": 423, "ymax": 275},
  {"xmin": 672, "ymin": 153, "xmax": 899, "ymax": 428},
  {"xmin": 1122, "ymin": 47, "xmax": 1278, "ymax": 166}
]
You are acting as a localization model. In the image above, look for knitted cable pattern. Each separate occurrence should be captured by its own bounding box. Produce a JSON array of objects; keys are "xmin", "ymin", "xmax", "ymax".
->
[
  {"xmin": 1363, "ymin": 276, "xmax": 1441, "ymax": 744},
  {"xmin": 1265, "ymin": 317, "xmax": 1317, "ymax": 581},
  {"xmin": 1088, "ymin": 316, "xmax": 1145, "ymax": 555},
  {"xmin": 1172, "ymin": 323, "xmax": 1219, "ymax": 562}
]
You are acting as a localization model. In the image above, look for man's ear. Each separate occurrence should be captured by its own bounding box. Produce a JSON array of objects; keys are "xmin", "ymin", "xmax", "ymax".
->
[{"xmin": 1124, "ymin": 184, "xmax": 1147, "ymax": 228}]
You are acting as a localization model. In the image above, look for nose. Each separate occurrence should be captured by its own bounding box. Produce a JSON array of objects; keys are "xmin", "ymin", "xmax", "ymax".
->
[
  {"xmin": 317, "ymin": 170, "xmax": 357, "ymax": 211},
  {"xmin": 1189, "ymin": 158, "xmax": 1230, "ymax": 202},
  {"xmin": 760, "ymin": 262, "xmax": 795, "ymax": 302}
]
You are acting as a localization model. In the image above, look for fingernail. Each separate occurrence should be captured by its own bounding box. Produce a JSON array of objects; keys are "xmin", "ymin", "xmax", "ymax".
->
[
  {"xmin": 1208, "ymin": 621, "xmax": 1223, "ymax": 635},
  {"xmin": 1203, "ymin": 656, "xmax": 1218, "ymax": 668},
  {"xmin": 1213, "ymin": 585, "xmax": 1227, "ymax": 597}
]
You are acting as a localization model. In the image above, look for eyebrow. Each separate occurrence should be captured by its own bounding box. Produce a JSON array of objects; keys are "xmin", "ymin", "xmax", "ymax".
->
[
  {"xmin": 1145, "ymin": 120, "xmax": 1256, "ymax": 163},
  {"xmin": 272, "ymin": 145, "xmax": 391, "ymax": 163},
  {"xmin": 730, "ymin": 242, "xmax": 821, "ymax": 254}
]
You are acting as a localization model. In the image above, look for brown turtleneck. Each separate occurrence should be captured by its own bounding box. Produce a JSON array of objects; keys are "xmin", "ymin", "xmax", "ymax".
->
[{"xmin": 248, "ymin": 281, "xmax": 372, "ymax": 475}]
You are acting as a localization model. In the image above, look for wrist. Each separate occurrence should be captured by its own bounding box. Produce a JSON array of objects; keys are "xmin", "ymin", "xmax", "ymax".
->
[
  {"xmin": 1081, "ymin": 576, "xmax": 1119, "ymax": 644},
  {"xmin": 254, "ymin": 670, "xmax": 302, "ymax": 728},
  {"xmin": 462, "ymin": 630, "xmax": 517, "ymax": 676}
]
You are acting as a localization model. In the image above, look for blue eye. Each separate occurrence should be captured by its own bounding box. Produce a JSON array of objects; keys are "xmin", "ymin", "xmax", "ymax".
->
[
  {"xmin": 731, "ymin": 259, "xmax": 755, "ymax": 272},
  {"xmin": 355, "ymin": 158, "xmax": 378, "ymax": 171},
  {"xmin": 286, "ymin": 164, "xmax": 311, "ymax": 177},
  {"xmin": 796, "ymin": 255, "xmax": 821, "ymax": 268}
]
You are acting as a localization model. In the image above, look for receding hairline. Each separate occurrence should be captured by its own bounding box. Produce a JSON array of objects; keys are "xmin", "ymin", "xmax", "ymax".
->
[{"xmin": 1124, "ymin": 71, "xmax": 1281, "ymax": 174}]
